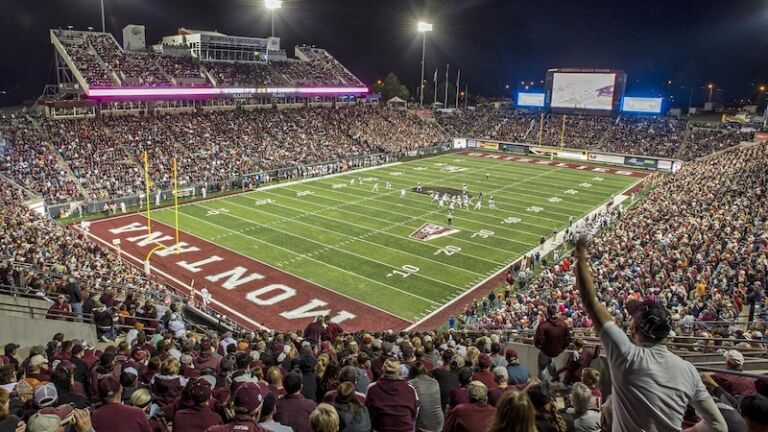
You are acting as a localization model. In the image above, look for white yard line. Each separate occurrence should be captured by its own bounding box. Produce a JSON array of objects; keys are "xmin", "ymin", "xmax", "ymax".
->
[
  {"xmin": 253, "ymin": 189, "xmax": 529, "ymax": 255},
  {"xmin": 191, "ymin": 200, "xmax": 463, "ymax": 293},
  {"xmin": 405, "ymin": 177, "xmax": 644, "ymax": 330},
  {"xmin": 180, "ymin": 206, "xmax": 443, "ymax": 307},
  {"xmin": 219, "ymin": 197, "xmax": 491, "ymax": 276}
]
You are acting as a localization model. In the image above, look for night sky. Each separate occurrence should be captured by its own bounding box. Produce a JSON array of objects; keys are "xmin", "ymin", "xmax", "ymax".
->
[{"xmin": 2, "ymin": 0, "xmax": 768, "ymax": 107}]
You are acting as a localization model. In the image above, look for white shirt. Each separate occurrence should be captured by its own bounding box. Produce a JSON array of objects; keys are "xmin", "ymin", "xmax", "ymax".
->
[{"xmin": 600, "ymin": 322, "xmax": 709, "ymax": 432}]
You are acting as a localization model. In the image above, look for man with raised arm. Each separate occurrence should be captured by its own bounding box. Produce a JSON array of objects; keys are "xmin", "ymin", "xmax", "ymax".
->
[{"xmin": 574, "ymin": 237, "xmax": 726, "ymax": 432}]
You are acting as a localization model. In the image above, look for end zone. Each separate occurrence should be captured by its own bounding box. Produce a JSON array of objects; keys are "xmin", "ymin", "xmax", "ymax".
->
[{"xmin": 81, "ymin": 213, "xmax": 411, "ymax": 332}]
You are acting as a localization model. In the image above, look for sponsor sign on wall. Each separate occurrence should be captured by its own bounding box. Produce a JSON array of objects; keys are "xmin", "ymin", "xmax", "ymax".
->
[
  {"xmin": 588, "ymin": 153, "xmax": 625, "ymax": 164},
  {"xmin": 624, "ymin": 156, "xmax": 658, "ymax": 169}
]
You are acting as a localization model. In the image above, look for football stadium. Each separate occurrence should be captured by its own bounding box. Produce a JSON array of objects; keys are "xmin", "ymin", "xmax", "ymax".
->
[{"xmin": 0, "ymin": 1, "xmax": 767, "ymax": 431}]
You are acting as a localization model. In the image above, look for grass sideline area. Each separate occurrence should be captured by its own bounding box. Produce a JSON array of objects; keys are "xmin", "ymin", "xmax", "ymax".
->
[{"xmin": 145, "ymin": 153, "xmax": 639, "ymax": 322}]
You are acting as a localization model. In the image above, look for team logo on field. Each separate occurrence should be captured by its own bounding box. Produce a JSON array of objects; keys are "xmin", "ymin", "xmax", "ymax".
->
[
  {"xmin": 440, "ymin": 165, "xmax": 468, "ymax": 173},
  {"xmin": 410, "ymin": 223, "xmax": 460, "ymax": 241}
]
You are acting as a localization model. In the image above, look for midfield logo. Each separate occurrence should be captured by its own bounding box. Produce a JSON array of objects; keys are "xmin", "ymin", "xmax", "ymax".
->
[{"xmin": 410, "ymin": 223, "xmax": 460, "ymax": 241}]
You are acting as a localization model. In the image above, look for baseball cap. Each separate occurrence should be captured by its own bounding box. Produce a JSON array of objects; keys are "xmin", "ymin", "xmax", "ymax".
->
[
  {"xmin": 187, "ymin": 377, "xmax": 213, "ymax": 404},
  {"xmin": 98, "ymin": 375, "xmax": 122, "ymax": 400},
  {"xmin": 123, "ymin": 367, "xmax": 139, "ymax": 377},
  {"xmin": 34, "ymin": 383, "xmax": 58, "ymax": 407},
  {"xmin": 233, "ymin": 382, "xmax": 270, "ymax": 413},
  {"xmin": 16, "ymin": 378, "xmax": 40, "ymax": 396},
  {"xmin": 27, "ymin": 405, "xmax": 75, "ymax": 432},
  {"xmin": 724, "ymin": 350, "xmax": 745, "ymax": 367},
  {"xmin": 627, "ymin": 300, "xmax": 671, "ymax": 342},
  {"xmin": 30, "ymin": 355, "xmax": 49, "ymax": 368},
  {"xmin": 505, "ymin": 348, "xmax": 519, "ymax": 360}
]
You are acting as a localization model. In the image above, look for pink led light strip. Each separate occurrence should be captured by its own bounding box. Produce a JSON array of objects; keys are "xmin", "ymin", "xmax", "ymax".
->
[{"xmin": 86, "ymin": 86, "xmax": 369, "ymax": 98}]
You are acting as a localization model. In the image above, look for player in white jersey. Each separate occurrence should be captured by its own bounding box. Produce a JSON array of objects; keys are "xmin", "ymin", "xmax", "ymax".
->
[
  {"xmin": 400, "ymin": 189, "xmax": 406, "ymax": 198},
  {"xmin": 463, "ymin": 195, "xmax": 470, "ymax": 209},
  {"xmin": 350, "ymin": 178, "xmax": 355, "ymax": 186},
  {"xmin": 463, "ymin": 183, "xmax": 467, "ymax": 193},
  {"xmin": 489, "ymin": 195, "xmax": 496, "ymax": 209},
  {"xmin": 438, "ymin": 197, "xmax": 444, "ymax": 208},
  {"xmin": 386, "ymin": 182, "xmax": 392, "ymax": 190},
  {"xmin": 358, "ymin": 177, "xmax": 363, "ymax": 184},
  {"xmin": 372, "ymin": 183, "xmax": 379, "ymax": 192},
  {"xmin": 432, "ymin": 191, "xmax": 440, "ymax": 202},
  {"xmin": 447, "ymin": 211, "xmax": 453, "ymax": 225},
  {"xmin": 416, "ymin": 182, "xmax": 422, "ymax": 192},
  {"xmin": 474, "ymin": 197, "xmax": 482, "ymax": 210},
  {"xmin": 448, "ymin": 200, "xmax": 455, "ymax": 211}
]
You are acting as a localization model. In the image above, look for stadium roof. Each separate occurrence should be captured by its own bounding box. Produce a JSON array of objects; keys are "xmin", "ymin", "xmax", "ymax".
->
[{"xmin": 177, "ymin": 27, "xmax": 226, "ymax": 37}]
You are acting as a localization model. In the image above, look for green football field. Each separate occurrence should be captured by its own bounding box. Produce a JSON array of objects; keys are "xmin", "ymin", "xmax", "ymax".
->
[{"xmin": 151, "ymin": 153, "xmax": 639, "ymax": 322}]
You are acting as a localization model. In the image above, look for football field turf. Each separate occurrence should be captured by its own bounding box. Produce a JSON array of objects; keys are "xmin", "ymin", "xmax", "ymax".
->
[{"xmin": 150, "ymin": 153, "xmax": 640, "ymax": 322}]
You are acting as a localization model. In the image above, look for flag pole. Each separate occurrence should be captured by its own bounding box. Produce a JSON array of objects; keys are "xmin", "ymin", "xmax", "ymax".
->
[
  {"xmin": 455, "ymin": 69, "xmax": 461, "ymax": 108},
  {"xmin": 444, "ymin": 64, "xmax": 449, "ymax": 108}
]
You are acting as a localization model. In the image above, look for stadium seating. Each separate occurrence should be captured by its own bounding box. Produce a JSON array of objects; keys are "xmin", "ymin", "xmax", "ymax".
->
[{"xmin": 438, "ymin": 110, "xmax": 754, "ymax": 160}]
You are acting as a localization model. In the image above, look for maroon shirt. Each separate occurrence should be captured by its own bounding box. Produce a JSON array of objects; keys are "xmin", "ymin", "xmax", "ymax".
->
[
  {"xmin": 442, "ymin": 402, "xmax": 496, "ymax": 432},
  {"xmin": 713, "ymin": 373, "xmax": 757, "ymax": 397},
  {"xmin": 205, "ymin": 415, "xmax": 268, "ymax": 432},
  {"xmin": 471, "ymin": 371, "xmax": 497, "ymax": 390},
  {"xmin": 488, "ymin": 386, "xmax": 514, "ymax": 407},
  {"xmin": 275, "ymin": 393, "xmax": 317, "ymax": 432},
  {"xmin": 534, "ymin": 317, "xmax": 572, "ymax": 357},
  {"xmin": 173, "ymin": 405, "xmax": 223, "ymax": 432},
  {"xmin": 91, "ymin": 403, "xmax": 152, "ymax": 432},
  {"xmin": 365, "ymin": 378, "xmax": 419, "ymax": 432}
]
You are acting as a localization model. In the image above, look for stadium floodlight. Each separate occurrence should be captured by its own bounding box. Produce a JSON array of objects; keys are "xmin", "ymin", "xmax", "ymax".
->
[
  {"xmin": 417, "ymin": 22, "xmax": 433, "ymax": 108},
  {"xmin": 708, "ymin": 83, "xmax": 714, "ymax": 102},
  {"xmin": 417, "ymin": 22, "xmax": 433, "ymax": 32},
  {"xmin": 265, "ymin": 0, "xmax": 283, "ymax": 37}
]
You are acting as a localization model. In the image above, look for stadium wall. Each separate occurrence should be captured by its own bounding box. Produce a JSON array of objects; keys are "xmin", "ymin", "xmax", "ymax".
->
[{"xmin": 453, "ymin": 138, "xmax": 680, "ymax": 172}]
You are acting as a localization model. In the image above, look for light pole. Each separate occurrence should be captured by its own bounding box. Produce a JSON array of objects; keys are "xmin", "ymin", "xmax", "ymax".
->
[
  {"xmin": 265, "ymin": 0, "xmax": 282, "ymax": 37},
  {"xmin": 707, "ymin": 83, "xmax": 714, "ymax": 103},
  {"xmin": 100, "ymin": 0, "xmax": 105, "ymax": 32},
  {"xmin": 417, "ymin": 22, "xmax": 433, "ymax": 108}
]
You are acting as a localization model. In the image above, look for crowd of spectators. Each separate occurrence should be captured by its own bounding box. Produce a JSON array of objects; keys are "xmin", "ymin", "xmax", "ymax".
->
[
  {"xmin": 205, "ymin": 62, "xmax": 290, "ymax": 87},
  {"xmin": 679, "ymin": 127, "xmax": 755, "ymax": 160},
  {"xmin": 1, "ymin": 106, "xmax": 447, "ymax": 204},
  {"xmin": 86, "ymin": 34, "xmax": 173, "ymax": 87},
  {"xmin": 438, "ymin": 109, "xmax": 754, "ymax": 160},
  {"xmin": 57, "ymin": 37, "xmax": 115, "ymax": 87},
  {"xmin": 57, "ymin": 31, "xmax": 365, "ymax": 90},
  {"xmin": 0, "ymin": 314, "xmax": 766, "ymax": 432},
  {"xmin": 296, "ymin": 46, "xmax": 364, "ymax": 87},
  {"xmin": 0, "ymin": 114, "xmax": 81, "ymax": 203}
]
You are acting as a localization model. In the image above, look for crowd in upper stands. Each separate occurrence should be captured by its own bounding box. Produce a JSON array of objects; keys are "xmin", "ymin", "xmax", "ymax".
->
[
  {"xmin": 437, "ymin": 109, "xmax": 754, "ymax": 160},
  {"xmin": 53, "ymin": 30, "xmax": 366, "ymax": 90}
]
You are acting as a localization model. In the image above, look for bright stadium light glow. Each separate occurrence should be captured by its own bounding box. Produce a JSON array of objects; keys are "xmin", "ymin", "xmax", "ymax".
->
[
  {"xmin": 265, "ymin": 0, "xmax": 282, "ymax": 10},
  {"xmin": 417, "ymin": 22, "xmax": 433, "ymax": 32}
]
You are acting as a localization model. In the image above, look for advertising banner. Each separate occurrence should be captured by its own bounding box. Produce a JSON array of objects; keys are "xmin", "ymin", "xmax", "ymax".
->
[
  {"xmin": 558, "ymin": 151, "xmax": 588, "ymax": 161},
  {"xmin": 588, "ymin": 153, "xmax": 625, "ymax": 164},
  {"xmin": 657, "ymin": 160, "xmax": 673, "ymax": 171},
  {"xmin": 467, "ymin": 139, "xmax": 477, "ymax": 148},
  {"xmin": 501, "ymin": 143, "xmax": 529, "ymax": 154},
  {"xmin": 478, "ymin": 141, "xmax": 500, "ymax": 150},
  {"xmin": 453, "ymin": 138, "xmax": 467, "ymax": 149},
  {"xmin": 624, "ymin": 156, "xmax": 658, "ymax": 169}
]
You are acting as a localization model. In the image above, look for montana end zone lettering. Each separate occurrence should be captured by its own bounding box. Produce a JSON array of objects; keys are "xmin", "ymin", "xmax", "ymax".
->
[{"xmin": 83, "ymin": 214, "xmax": 409, "ymax": 331}]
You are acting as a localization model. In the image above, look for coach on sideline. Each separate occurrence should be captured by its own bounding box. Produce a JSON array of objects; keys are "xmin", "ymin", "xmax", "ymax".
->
[{"xmin": 574, "ymin": 237, "xmax": 726, "ymax": 432}]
